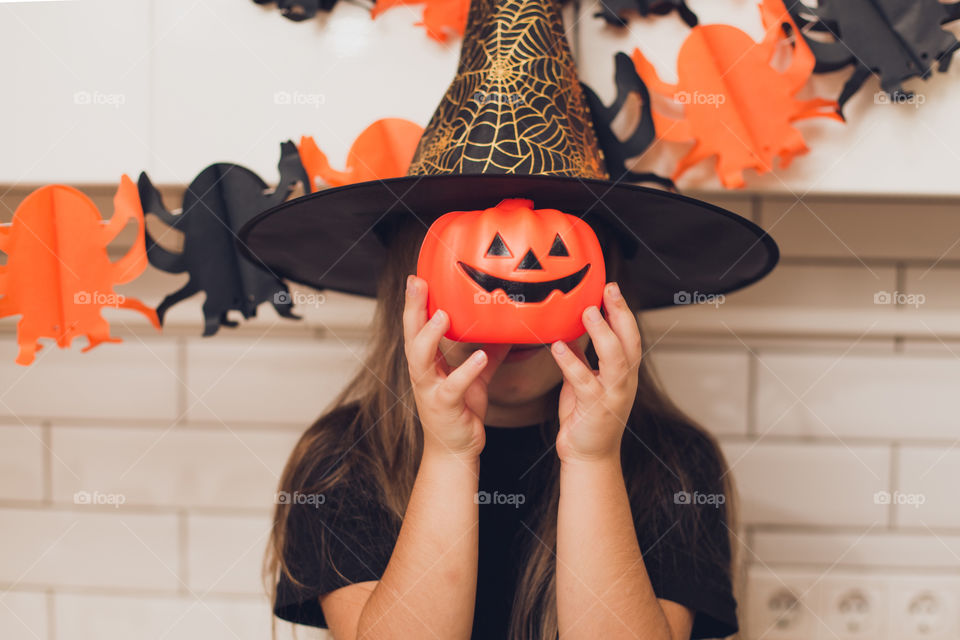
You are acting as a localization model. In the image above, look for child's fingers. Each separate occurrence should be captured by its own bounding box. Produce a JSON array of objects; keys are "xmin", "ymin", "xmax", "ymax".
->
[
  {"xmin": 402, "ymin": 275, "xmax": 447, "ymax": 384},
  {"xmin": 402, "ymin": 274, "xmax": 427, "ymax": 351},
  {"xmin": 550, "ymin": 340, "xmax": 602, "ymax": 400},
  {"xmin": 566, "ymin": 339, "xmax": 593, "ymax": 371},
  {"xmin": 602, "ymin": 283, "xmax": 643, "ymax": 368},
  {"xmin": 581, "ymin": 304, "xmax": 629, "ymax": 387},
  {"xmin": 408, "ymin": 308, "xmax": 449, "ymax": 384},
  {"xmin": 440, "ymin": 349, "xmax": 488, "ymax": 403}
]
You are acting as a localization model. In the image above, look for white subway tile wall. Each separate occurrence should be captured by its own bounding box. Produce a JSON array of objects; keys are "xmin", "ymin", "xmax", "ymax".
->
[{"xmin": 2, "ymin": 190, "xmax": 959, "ymax": 640}]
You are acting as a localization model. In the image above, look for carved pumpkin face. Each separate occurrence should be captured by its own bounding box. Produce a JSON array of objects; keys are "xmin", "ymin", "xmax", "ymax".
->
[{"xmin": 416, "ymin": 198, "xmax": 606, "ymax": 343}]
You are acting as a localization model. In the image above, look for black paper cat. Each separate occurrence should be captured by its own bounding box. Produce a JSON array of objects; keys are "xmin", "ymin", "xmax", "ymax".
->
[{"xmin": 138, "ymin": 141, "xmax": 309, "ymax": 335}]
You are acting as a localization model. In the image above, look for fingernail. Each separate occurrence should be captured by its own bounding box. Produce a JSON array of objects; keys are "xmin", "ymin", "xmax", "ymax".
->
[
  {"xmin": 406, "ymin": 275, "xmax": 415, "ymax": 294},
  {"xmin": 552, "ymin": 341, "xmax": 566, "ymax": 354},
  {"xmin": 430, "ymin": 309, "xmax": 446, "ymax": 325},
  {"xmin": 585, "ymin": 306, "xmax": 602, "ymax": 323},
  {"xmin": 608, "ymin": 282, "xmax": 621, "ymax": 300},
  {"xmin": 473, "ymin": 350, "xmax": 487, "ymax": 364}
]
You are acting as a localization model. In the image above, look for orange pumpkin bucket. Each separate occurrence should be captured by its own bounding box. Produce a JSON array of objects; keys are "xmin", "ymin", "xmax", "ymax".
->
[{"xmin": 417, "ymin": 198, "xmax": 605, "ymax": 344}]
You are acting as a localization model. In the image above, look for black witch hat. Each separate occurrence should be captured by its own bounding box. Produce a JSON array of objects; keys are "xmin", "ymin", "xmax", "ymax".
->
[{"xmin": 238, "ymin": 0, "xmax": 778, "ymax": 309}]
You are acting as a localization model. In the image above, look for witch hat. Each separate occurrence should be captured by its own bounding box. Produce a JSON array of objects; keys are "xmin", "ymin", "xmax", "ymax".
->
[{"xmin": 238, "ymin": 0, "xmax": 778, "ymax": 309}]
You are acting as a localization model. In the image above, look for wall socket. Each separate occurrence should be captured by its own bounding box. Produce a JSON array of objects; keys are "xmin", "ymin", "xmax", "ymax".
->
[
  {"xmin": 888, "ymin": 577, "xmax": 958, "ymax": 640},
  {"xmin": 822, "ymin": 580, "xmax": 885, "ymax": 638},
  {"xmin": 744, "ymin": 567, "xmax": 821, "ymax": 639},
  {"xmin": 744, "ymin": 568, "xmax": 960, "ymax": 640}
]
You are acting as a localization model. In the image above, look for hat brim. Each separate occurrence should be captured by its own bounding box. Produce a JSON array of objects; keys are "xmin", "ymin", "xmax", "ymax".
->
[{"xmin": 236, "ymin": 174, "xmax": 778, "ymax": 310}]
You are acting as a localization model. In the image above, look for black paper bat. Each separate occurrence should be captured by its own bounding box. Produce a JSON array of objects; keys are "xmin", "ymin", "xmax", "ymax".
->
[
  {"xmin": 582, "ymin": 52, "xmax": 675, "ymax": 190},
  {"xmin": 594, "ymin": 0, "xmax": 697, "ymax": 28},
  {"xmin": 788, "ymin": 0, "xmax": 960, "ymax": 115},
  {"xmin": 138, "ymin": 141, "xmax": 308, "ymax": 336},
  {"xmin": 253, "ymin": 0, "xmax": 339, "ymax": 22}
]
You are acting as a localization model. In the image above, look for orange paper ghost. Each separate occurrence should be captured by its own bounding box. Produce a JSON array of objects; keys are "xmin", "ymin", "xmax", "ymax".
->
[
  {"xmin": 0, "ymin": 176, "xmax": 160, "ymax": 365},
  {"xmin": 631, "ymin": 0, "xmax": 842, "ymax": 188},
  {"xmin": 371, "ymin": 0, "xmax": 468, "ymax": 42},
  {"xmin": 298, "ymin": 118, "xmax": 425, "ymax": 190}
]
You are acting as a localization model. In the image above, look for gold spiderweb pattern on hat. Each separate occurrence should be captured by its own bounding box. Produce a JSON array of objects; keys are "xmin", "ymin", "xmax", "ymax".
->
[{"xmin": 408, "ymin": 0, "xmax": 608, "ymax": 179}]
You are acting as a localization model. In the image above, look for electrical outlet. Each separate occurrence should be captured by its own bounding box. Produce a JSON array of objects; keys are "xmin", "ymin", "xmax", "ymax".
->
[
  {"xmin": 744, "ymin": 567, "xmax": 821, "ymax": 639},
  {"xmin": 836, "ymin": 588, "xmax": 872, "ymax": 634},
  {"xmin": 768, "ymin": 587, "xmax": 804, "ymax": 631},
  {"xmin": 745, "ymin": 569, "xmax": 960, "ymax": 640},
  {"xmin": 888, "ymin": 576, "xmax": 959, "ymax": 640},
  {"xmin": 820, "ymin": 577, "xmax": 887, "ymax": 639},
  {"xmin": 907, "ymin": 591, "xmax": 943, "ymax": 635}
]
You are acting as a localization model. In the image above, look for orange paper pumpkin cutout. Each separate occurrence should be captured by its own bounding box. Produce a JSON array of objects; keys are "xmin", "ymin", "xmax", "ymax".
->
[
  {"xmin": 417, "ymin": 198, "xmax": 605, "ymax": 344},
  {"xmin": 0, "ymin": 176, "xmax": 160, "ymax": 365},
  {"xmin": 298, "ymin": 118, "xmax": 424, "ymax": 190},
  {"xmin": 631, "ymin": 0, "xmax": 842, "ymax": 189},
  {"xmin": 371, "ymin": 0, "xmax": 468, "ymax": 42}
]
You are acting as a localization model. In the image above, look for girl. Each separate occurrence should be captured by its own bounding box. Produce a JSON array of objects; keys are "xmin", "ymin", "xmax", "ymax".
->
[{"xmin": 265, "ymin": 218, "xmax": 738, "ymax": 640}]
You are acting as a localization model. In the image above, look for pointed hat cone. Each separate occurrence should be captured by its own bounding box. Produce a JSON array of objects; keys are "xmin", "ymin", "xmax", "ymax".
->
[{"xmin": 408, "ymin": 0, "xmax": 607, "ymax": 179}]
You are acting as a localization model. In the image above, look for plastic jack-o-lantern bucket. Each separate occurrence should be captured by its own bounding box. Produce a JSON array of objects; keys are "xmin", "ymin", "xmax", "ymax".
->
[{"xmin": 416, "ymin": 198, "xmax": 606, "ymax": 344}]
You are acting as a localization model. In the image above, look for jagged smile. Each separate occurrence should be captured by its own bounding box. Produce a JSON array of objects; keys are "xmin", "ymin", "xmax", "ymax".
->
[{"xmin": 458, "ymin": 262, "xmax": 590, "ymax": 303}]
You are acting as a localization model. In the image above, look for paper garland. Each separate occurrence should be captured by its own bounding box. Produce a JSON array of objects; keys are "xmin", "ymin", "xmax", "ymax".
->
[
  {"xmin": 787, "ymin": 0, "xmax": 960, "ymax": 116},
  {"xmin": 0, "ymin": 127, "xmax": 434, "ymax": 363},
  {"xmin": 582, "ymin": 52, "xmax": 674, "ymax": 189},
  {"xmin": 372, "ymin": 0, "xmax": 469, "ymax": 42},
  {"xmin": 138, "ymin": 141, "xmax": 308, "ymax": 336},
  {"xmin": 253, "ymin": 0, "xmax": 336, "ymax": 22},
  {"xmin": 0, "ymin": 177, "xmax": 160, "ymax": 365},
  {"xmin": 631, "ymin": 0, "xmax": 842, "ymax": 188},
  {"xmin": 594, "ymin": 0, "xmax": 697, "ymax": 28},
  {"xmin": 298, "ymin": 118, "xmax": 424, "ymax": 190}
]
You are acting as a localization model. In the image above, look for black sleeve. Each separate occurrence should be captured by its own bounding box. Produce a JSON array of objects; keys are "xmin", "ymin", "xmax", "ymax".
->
[
  {"xmin": 633, "ymin": 429, "xmax": 739, "ymax": 639},
  {"xmin": 274, "ymin": 475, "xmax": 401, "ymax": 628}
]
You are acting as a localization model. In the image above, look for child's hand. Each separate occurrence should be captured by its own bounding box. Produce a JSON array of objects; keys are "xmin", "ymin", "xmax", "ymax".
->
[
  {"xmin": 403, "ymin": 275, "xmax": 508, "ymax": 459},
  {"xmin": 549, "ymin": 282, "xmax": 641, "ymax": 464}
]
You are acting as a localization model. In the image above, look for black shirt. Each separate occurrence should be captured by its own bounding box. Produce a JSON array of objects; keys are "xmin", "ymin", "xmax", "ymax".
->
[
  {"xmin": 475, "ymin": 422, "xmax": 552, "ymax": 638},
  {"xmin": 275, "ymin": 412, "xmax": 739, "ymax": 639}
]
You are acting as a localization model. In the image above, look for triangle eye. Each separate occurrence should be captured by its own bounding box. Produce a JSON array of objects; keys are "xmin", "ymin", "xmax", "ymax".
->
[
  {"xmin": 485, "ymin": 232, "xmax": 512, "ymax": 257},
  {"xmin": 547, "ymin": 234, "xmax": 569, "ymax": 257}
]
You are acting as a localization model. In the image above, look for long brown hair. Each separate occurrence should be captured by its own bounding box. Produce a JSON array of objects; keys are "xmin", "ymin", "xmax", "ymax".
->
[{"xmin": 265, "ymin": 214, "xmax": 738, "ymax": 640}]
